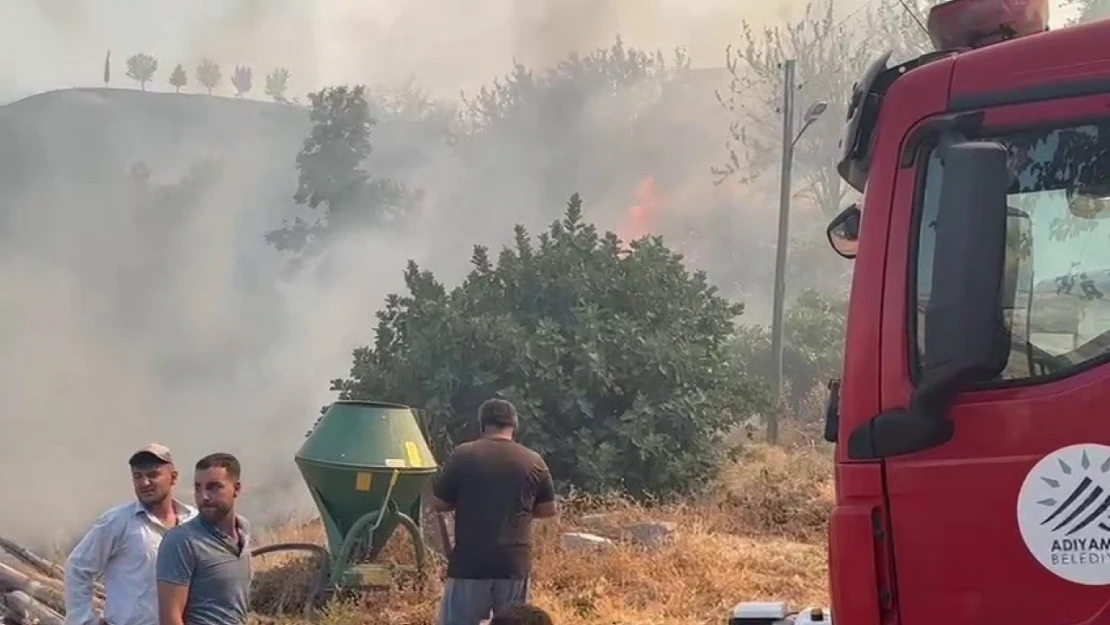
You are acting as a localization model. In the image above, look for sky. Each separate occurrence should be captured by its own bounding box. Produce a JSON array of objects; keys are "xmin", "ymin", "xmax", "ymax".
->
[
  {"xmin": 1, "ymin": 0, "xmax": 1081, "ymax": 104},
  {"xmin": 1, "ymin": 0, "xmax": 864, "ymax": 102}
]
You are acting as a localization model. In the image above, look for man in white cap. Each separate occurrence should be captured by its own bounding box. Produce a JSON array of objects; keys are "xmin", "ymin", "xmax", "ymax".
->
[{"xmin": 65, "ymin": 443, "xmax": 197, "ymax": 625}]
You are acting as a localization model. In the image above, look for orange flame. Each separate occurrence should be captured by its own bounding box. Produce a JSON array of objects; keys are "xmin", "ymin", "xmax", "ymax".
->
[{"xmin": 619, "ymin": 176, "xmax": 663, "ymax": 247}]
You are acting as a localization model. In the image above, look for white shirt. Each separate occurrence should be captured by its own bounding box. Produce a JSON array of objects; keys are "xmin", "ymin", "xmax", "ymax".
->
[{"xmin": 64, "ymin": 499, "xmax": 198, "ymax": 625}]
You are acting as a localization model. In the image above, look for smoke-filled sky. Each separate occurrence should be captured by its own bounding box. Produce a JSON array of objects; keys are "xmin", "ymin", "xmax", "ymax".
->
[
  {"xmin": 0, "ymin": 0, "xmax": 854, "ymax": 102},
  {"xmin": 0, "ymin": 0, "xmax": 1083, "ymax": 549}
]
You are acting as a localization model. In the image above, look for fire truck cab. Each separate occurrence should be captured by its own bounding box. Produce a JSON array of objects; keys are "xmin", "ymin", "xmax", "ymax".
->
[{"xmin": 733, "ymin": 0, "xmax": 1110, "ymax": 623}]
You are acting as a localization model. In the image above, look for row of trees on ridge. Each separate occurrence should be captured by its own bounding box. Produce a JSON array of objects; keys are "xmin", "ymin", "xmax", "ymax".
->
[{"xmin": 105, "ymin": 51, "xmax": 293, "ymax": 102}]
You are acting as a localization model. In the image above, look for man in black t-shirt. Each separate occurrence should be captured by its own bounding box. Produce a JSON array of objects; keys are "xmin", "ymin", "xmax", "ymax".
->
[{"xmin": 431, "ymin": 399, "xmax": 557, "ymax": 625}]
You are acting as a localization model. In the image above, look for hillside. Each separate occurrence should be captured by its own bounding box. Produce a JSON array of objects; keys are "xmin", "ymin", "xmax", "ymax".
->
[{"xmin": 0, "ymin": 89, "xmax": 306, "ymax": 244}]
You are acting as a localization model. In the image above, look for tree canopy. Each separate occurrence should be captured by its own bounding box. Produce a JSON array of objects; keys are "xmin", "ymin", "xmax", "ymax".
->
[
  {"xmin": 125, "ymin": 53, "xmax": 158, "ymax": 91},
  {"xmin": 232, "ymin": 65, "xmax": 253, "ymax": 98},
  {"xmin": 732, "ymin": 287, "xmax": 847, "ymax": 410},
  {"xmin": 265, "ymin": 85, "xmax": 422, "ymax": 259},
  {"xmin": 169, "ymin": 64, "xmax": 187, "ymax": 93},
  {"xmin": 331, "ymin": 194, "xmax": 768, "ymax": 496},
  {"xmin": 196, "ymin": 59, "xmax": 222, "ymax": 95},
  {"xmin": 265, "ymin": 68, "xmax": 291, "ymax": 103}
]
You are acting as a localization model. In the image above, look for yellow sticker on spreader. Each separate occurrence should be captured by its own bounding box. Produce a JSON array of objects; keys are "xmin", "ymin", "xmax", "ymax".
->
[
  {"xmin": 354, "ymin": 472, "xmax": 373, "ymax": 491},
  {"xmin": 404, "ymin": 441, "xmax": 423, "ymax": 468}
]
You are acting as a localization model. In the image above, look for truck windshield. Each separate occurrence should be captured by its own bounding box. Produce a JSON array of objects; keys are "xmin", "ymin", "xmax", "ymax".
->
[{"xmin": 915, "ymin": 120, "xmax": 1110, "ymax": 381}]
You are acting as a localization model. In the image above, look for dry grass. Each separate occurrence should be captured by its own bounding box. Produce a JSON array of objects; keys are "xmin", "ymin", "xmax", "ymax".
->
[{"xmin": 249, "ymin": 415, "xmax": 835, "ymax": 625}]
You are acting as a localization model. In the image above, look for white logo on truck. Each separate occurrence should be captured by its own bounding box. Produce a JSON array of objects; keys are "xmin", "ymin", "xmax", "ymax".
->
[{"xmin": 1017, "ymin": 443, "xmax": 1110, "ymax": 586}]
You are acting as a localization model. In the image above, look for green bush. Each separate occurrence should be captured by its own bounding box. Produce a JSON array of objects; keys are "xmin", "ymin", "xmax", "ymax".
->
[
  {"xmin": 731, "ymin": 288, "xmax": 846, "ymax": 413},
  {"xmin": 331, "ymin": 194, "xmax": 769, "ymax": 497}
]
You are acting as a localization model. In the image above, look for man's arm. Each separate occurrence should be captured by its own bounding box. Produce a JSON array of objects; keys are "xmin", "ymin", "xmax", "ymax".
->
[
  {"xmin": 532, "ymin": 458, "xmax": 557, "ymax": 519},
  {"xmin": 155, "ymin": 531, "xmax": 194, "ymax": 625},
  {"xmin": 64, "ymin": 511, "xmax": 120, "ymax": 625},
  {"xmin": 430, "ymin": 451, "xmax": 461, "ymax": 512}
]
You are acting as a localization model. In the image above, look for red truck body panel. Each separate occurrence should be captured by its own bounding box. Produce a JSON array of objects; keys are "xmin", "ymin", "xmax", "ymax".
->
[{"xmin": 834, "ymin": 16, "xmax": 1110, "ymax": 625}]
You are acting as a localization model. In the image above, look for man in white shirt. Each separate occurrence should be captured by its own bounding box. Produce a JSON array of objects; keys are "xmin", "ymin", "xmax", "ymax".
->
[{"xmin": 64, "ymin": 443, "xmax": 197, "ymax": 625}]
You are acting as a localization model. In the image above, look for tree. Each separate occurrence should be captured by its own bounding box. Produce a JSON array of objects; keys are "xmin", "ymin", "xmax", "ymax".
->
[
  {"xmin": 714, "ymin": 0, "xmax": 872, "ymax": 218},
  {"xmin": 1074, "ymin": 0, "xmax": 1110, "ymax": 23},
  {"xmin": 713, "ymin": 0, "xmax": 1094, "ymax": 219},
  {"xmin": 732, "ymin": 288, "xmax": 847, "ymax": 412},
  {"xmin": 169, "ymin": 64, "xmax": 187, "ymax": 93},
  {"xmin": 196, "ymin": 59, "xmax": 222, "ymax": 95},
  {"xmin": 264, "ymin": 67, "xmax": 290, "ymax": 102},
  {"xmin": 231, "ymin": 65, "xmax": 253, "ymax": 98},
  {"xmin": 331, "ymin": 194, "xmax": 768, "ymax": 496},
  {"xmin": 125, "ymin": 53, "xmax": 158, "ymax": 91},
  {"xmin": 103, "ymin": 50, "xmax": 111, "ymax": 86},
  {"xmin": 265, "ymin": 85, "xmax": 421, "ymax": 256}
]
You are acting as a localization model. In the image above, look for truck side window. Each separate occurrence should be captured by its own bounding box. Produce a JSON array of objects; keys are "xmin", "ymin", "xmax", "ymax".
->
[{"xmin": 914, "ymin": 121, "xmax": 1110, "ymax": 382}]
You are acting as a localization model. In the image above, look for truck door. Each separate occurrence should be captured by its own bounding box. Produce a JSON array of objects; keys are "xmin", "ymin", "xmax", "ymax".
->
[{"xmin": 883, "ymin": 92, "xmax": 1110, "ymax": 625}]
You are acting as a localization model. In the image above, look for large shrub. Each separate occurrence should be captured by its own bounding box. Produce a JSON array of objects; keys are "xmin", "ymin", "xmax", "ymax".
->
[
  {"xmin": 732, "ymin": 288, "xmax": 847, "ymax": 412},
  {"xmin": 331, "ymin": 194, "xmax": 768, "ymax": 497}
]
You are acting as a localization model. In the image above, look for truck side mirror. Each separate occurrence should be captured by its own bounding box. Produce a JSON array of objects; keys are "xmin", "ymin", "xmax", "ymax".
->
[
  {"xmin": 919, "ymin": 140, "xmax": 1011, "ymax": 395},
  {"xmin": 826, "ymin": 204, "xmax": 861, "ymax": 259}
]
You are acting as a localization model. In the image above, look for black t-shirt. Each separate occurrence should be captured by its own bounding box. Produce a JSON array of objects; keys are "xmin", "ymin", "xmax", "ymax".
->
[{"xmin": 432, "ymin": 437, "xmax": 556, "ymax": 579}]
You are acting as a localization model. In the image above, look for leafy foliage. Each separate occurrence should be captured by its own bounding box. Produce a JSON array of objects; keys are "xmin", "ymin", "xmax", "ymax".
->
[
  {"xmin": 232, "ymin": 65, "xmax": 253, "ymax": 98},
  {"xmin": 196, "ymin": 59, "xmax": 222, "ymax": 95},
  {"xmin": 265, "ymin": 68, "xmax": 291, "ymax": 103},
  {"xmin": 169, "ymin": 64, "xmax": 187, "ymax": 93},
  {"xmin": 732, "ymin": 288, "xmax": 846, "ymax": 412},
  {"xmin": 265, "ymin": 85, "xmax": 422, "ymax": 257},
  {"xmin": 331, "ymin": 195, "xmax": 768, "ymax": 496},
  {"xmin": 125, "ymin": 53, "xmax": 158, "ymax": 91},
  {"xmin": 1070, "ymin": 0, "xmax": 1110, "ymax": 24},
  {"xmin": 450, "ymin": 37, "xmax": 694, "ymax": 225},
  {"xmin": 714, "ymin": 0, "xmax": 867, "ymax": 217}
]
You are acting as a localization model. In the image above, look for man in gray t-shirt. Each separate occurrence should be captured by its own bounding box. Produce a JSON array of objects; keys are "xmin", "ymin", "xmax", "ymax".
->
[{"xmin": 156, "ymin": 453, "xmax": 252, "ymax": 625}]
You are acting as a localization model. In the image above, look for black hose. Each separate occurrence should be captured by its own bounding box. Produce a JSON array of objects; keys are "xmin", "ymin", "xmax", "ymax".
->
[
  {"xmin": 250, "ymin": 542, "xmax": 331, "ymax": 618},
  {"xmin": 250, "ymin": 542, "xmax": 330, "ymax": 559}
]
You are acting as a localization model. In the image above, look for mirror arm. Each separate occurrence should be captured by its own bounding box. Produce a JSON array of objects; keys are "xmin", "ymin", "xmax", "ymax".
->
[
  {"xmin": 909, "ymin": 369, "xmax": 963, "ymax": 419},
  {"xmin": 845, "ymin": 375, "xmax": 961, "ymax": 460}
]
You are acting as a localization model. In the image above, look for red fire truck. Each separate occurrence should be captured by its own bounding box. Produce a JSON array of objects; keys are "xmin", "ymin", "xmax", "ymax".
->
[{"xmin": 733, "ymin": 0, "xmax": 1110, "ymax": 623}]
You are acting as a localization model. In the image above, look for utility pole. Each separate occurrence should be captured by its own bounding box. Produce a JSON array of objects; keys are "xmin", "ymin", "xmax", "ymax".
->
[{"xmin": 768, "ymin": 59, "xmax": 796, "ymax": 445}]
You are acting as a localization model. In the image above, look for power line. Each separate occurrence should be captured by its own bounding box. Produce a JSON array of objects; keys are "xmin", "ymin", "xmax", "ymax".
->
[
  {"xmin": 833, "ymin": 0, "xmax": 885, "ymax": 31},
  {"xmin": 797, "ymin": 0, "xmax": 928, "ymax": 92}
]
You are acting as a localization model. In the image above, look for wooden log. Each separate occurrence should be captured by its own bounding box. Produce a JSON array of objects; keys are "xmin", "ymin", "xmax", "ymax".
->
[
  {"xmin": 0, "ymin": 539, "xmax": 63, "ymax": 581},
  {"xmin": 0, "ymin": 564, "xmax": 67, "ymax": 614},
  {"xmin": 4, "ymin": 590, "xmax": 65, "ymax": 625},
  {"xmin": 0, "ymin": 536, "xmax": 106, "ymax": 600}
]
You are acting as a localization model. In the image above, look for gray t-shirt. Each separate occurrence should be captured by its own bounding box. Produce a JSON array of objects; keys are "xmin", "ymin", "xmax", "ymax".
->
[{"xmin": 155, "ymin": 515, "xmax": 252, "ymax": 625}]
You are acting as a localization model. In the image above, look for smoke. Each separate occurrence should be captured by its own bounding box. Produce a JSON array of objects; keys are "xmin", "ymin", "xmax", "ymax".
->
[
  {"xmin": 0, "ymin": 0, "xmax": 816, "ymax": 103},
  {"xmin": 0, "ymin": 0, "xmax": 1084, "ymax": 551},
  {"xmin": 0, "ymin": 0, "xmax": 760, "ymax": 549}
]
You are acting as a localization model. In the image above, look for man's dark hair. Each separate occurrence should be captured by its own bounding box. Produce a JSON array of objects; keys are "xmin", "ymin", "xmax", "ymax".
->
[
  {"xmin": 195, "ymin": 452, "xmax": 241, "ymax": 480},
  {"xmin": 490, "ymin": 604, "xmax": 553, "ymax": 625},
  {"xmin": 478, "ymin": 398, "xmax": 518, "ymax": 430}
]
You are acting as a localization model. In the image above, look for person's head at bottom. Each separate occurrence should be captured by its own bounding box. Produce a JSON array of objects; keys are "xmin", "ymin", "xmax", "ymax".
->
[
  {"xmin": 490, "ymin": 604, "xmax": 554, "ymax": 625},
  {"xmin": 478, "ymin": 398, "xmax": 519, "ymax": 439},
  {"xmin": 193, "ymin": 452, "xmax": 241, "ymax": 524}
]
